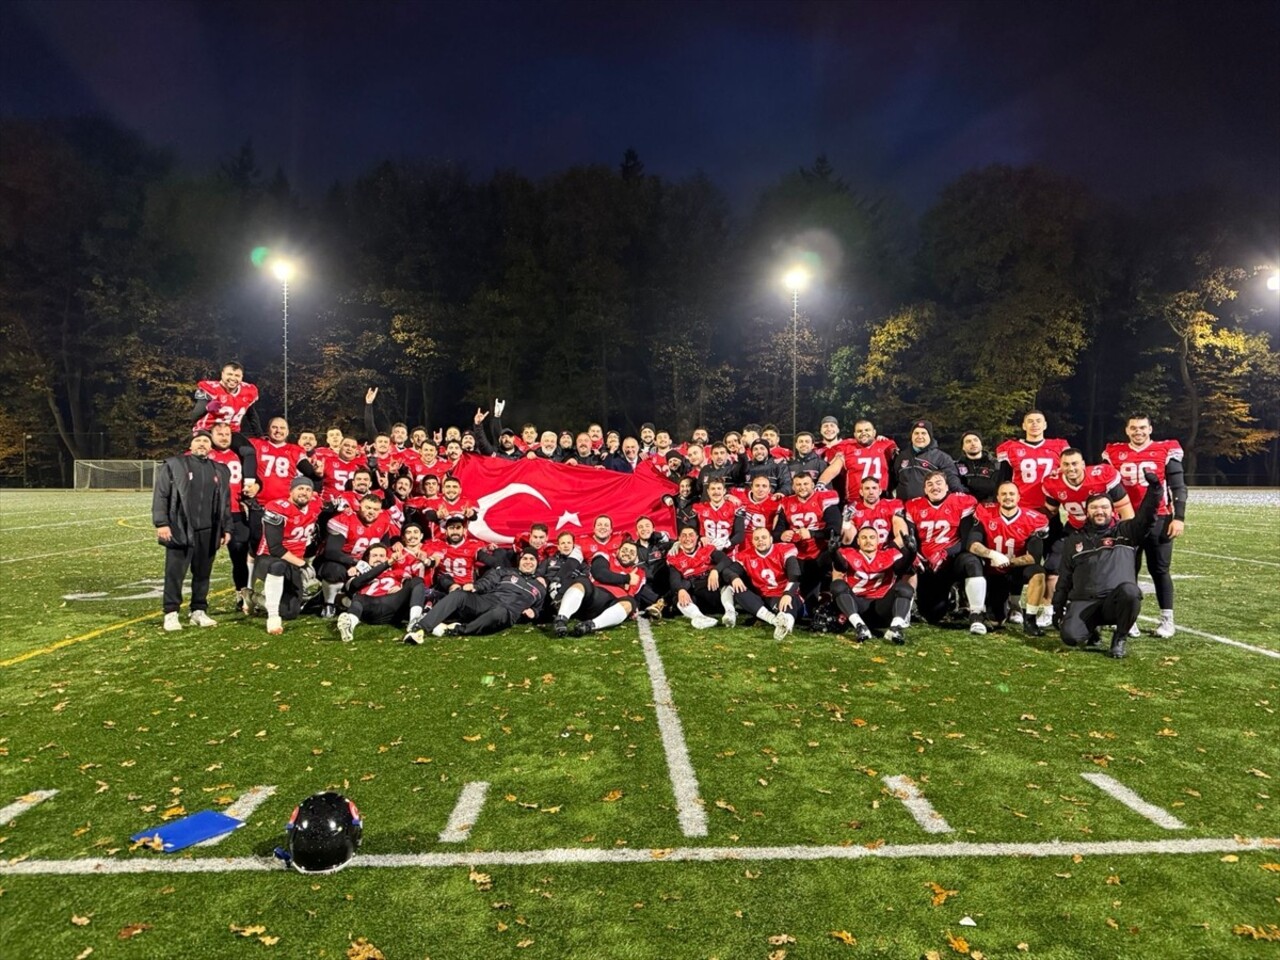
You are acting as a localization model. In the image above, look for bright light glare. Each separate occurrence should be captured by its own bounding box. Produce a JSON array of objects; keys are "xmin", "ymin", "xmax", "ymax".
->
[
  {"xmin": 1268, "ymin": 271, "xmax": 1279, "ymax": 292},
  {"xmin": 783, "ymin": 267, "xmax": 810, "ymax": 291},
  {"xmin": 271, "ymin": 259, "xmax": 295, "ymax": 282}
]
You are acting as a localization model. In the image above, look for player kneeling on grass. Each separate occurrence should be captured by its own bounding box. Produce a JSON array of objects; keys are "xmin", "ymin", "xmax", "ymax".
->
[
  {"xmin": 718, "ymin": 526, "xmax": 800, "ymax": 641},
  {"xmin": 257, "ymin": 476, "xmax": 323, "ymax": 635},
  {"xmin": 830, "ymin": 524, "xmax": 916, "ymax": 644},
  {"xmin": 404, "ymin": 548, "xmax": 547, "ymax": 642},
  {"xmin": 967, "ymin": 481, "xmax": 1050, "ymax": 637},
  {"xmin": 666, "ymin": 525, "xmax": 736, "ymax": 629},
  {"xmin": 1051, "ymin": 470, "xmax": 1163, "ymax": 660},
  {"xmin": 335, "ymin": 543, "xmax": 429, "ymax": 642},
  {"xmin": 553, "ymin": 540, "xmax": 646, "ymax": 637}
]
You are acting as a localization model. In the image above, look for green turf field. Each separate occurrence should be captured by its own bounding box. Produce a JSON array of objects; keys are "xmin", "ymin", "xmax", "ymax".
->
[{"xmin": 1, "ymin": 489, "xmax": 1277, "ymax": 959}]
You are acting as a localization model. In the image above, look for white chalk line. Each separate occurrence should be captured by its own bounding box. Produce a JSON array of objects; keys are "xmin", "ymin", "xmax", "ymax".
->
[
  {"xmin": 882, "ymin": 775, "xmax": 954, "ymax": 834},
  {"xmin": 1137, "ymin": 615, "xmax": 1280, "ymax": 660},
  {"xmin": 0, "ymin": 515, "xmax": 151, "ymax": 533},
  {"xmin": 195, "ymin": 786, "xmax": 277, "ymax": 847},
  {"xmin": 1180, "ymin": 549, "xmax": 1280, "ymax": 569},
  {"xmin": 2, "ymin": 835, "xmax": 1273, "ymax": 876},
  {"xmin": 637, "ymin": 617, "xmax": 708, "ymax": 838},
  {"xmin": 0, "ymin": 537, "xmax": 154, "ymax": 565},
  {"xmin": 438, "ymin": 781, "xmax": 490, "ymax": 843},
  {"xmin": 0, "ymin": 790, "xmax": 58, "ymax": 824},
  {"xmin": 1081, "ymin": 773, "xmax": 1186, "ymax": 830}
]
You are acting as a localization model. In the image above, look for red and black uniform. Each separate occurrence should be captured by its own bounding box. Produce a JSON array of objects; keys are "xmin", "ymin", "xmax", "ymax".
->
[
  {"xmin": 344, "ymin": 559, "xmax": 428, "ymax": 627},
  {"xmin": 319, "ymin": 509, "xmax": 398, "ymax": 585},
  {"xmin": 1102, "ymin": 439, "xmax": 1187, "ymax": 613},
  {"xmin": 996, "ymin": 438, "xmax": 1069, "ymax": 513},
  {"xmin": 738, "ymin": 493, "xmax": 782, "ymax": 544},
  {"xmin": 830, "ymin": 541, "xmax": 916, "ymax": 630},
  {"xmin": 729, "ymin": 542, "xmax": 802, "ymax": 620},
  {"xmin": 248, "ymin": 439, "xmax": 309, "ymax": 503},
  {"xmin": 843, "ymin": 496, "xmax": 904, "ymax": 547},
  {"xmin": 430, "ymin": 536, "xmax": 484, "ymax": 590},
  {"xmin": 576, "ymin": 532, "xmax": 624, "ymax": 567},
  {"xmin": 310, "ymin": 448, "xmax": 363, "ymax": 503},
  {"xmin": 840, "ymin": 437, "xmax": 899, "ymax": 497},
  {"xmin": 1042, "ymin": 464, "xmax": 1127, "ymax": 531},
  {"xmin": 666, "ymin": 542, "xmax": 732, "ymax": 616},
  {"xmin": 566, "ymin": 552, "xmax": 647, "ymax": 623},
  {"xmin": 692, "ymin": 499, "xmax": 745, "ymax": 553},
  {"xmin": 209, "ymin": 442, "xmax": 256, "ymax": 593},
  {"xmin": 192, "ymin": 379, "xmax": 261, "ymax": 436},
  {"xmin": 970, "ymin": 504, "xmax": 1049, "ymax": 621},
  {"xmin": 904, "ymin": 491, "xmax": 982, "ymax": 624},
  {"xmin": 775, "ymin": 487, "xmax": 842, "ymax": 598},
  {"xmin": 257, "ymin": 496, "xmax": 323, "ymax": 620}
]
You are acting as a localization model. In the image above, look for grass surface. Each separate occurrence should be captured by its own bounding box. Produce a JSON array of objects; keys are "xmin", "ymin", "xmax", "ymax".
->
[{"xmin": 1, "ymin": 489, "xmax": 1278, "ymax": 959}]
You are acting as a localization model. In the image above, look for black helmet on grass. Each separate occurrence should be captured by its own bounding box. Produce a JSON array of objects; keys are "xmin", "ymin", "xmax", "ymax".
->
[{"xmin": 283, "ymin": 792, "xmax": 362, "ymax": 873}]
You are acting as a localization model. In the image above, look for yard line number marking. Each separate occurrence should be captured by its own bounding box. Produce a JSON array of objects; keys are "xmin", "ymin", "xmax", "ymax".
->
[
  {"xmin": 636, "ymin": 617, "xmax": 708, "ymax": 838},
  {"xmin": 882, "ymin": 775, "xmax": 954, "ymax": 834},
  {"xmin": 438, "ymin": 781, "xmax": 490, "ymax": 843},
  {"xmin": 0, "ymin": 789, "xmax": 58, "ymax": 824},
  {"xmin": 1, "ymin": 836, "xmax": 1272, "ymax": 877},
  {"xmin": 1080, "ymin": 772, "xmax": 1187, "ymax": 830},
  {"xmin": 195, "ymin": 786, "xmax": 278, "ymax": 847}
]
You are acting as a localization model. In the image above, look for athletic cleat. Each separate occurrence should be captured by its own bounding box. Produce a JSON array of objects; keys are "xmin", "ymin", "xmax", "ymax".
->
[
  {"xmin": 772, "ymin": 612, "xmax": 795, "ymax": 642},
  {"xmin": 1108, "ymin": 631, "xmax": 1128, "ymax": 659},
  {"xmin": 431, "ymin": 623, "xmax": 450, "ymax": 638},
  {"xmin": 884, "ymin": 626, "xmax": 907, "ymax": 645},
  {"xmin": 1023, "ymin": 618, "xmax": 1044, "ymax": 638},
  {"xmin": 553, "ymin": 616, "xmax": 569, "ymax": 638},
  {"xmin": 1154, "ymin": 617, "xmax": 1175, "ymax": 639},
  {"xmin": 689, "ymin": 614, "xmax": 718, "ymax": 630},
  {"xmin": 1007, "ymin": 609, "xmax": 1024, "ymax": 625},
  {"xmin": 337, "ymin": 613, "xmax": 357, "ymax": 643},
  {"xmin": 402, "ymin": 627, "xmax": 424, "ymax": 646},
  {"xmin": 236, "ymin": 589, "xmax": 252, "ymax": 615},
  {"xmin": 573, "ymin": 620, "xmax": 594, "ymax": 637},
  {"xmin": 1128, "ymin": 622, "xmax": 1141, "ymax": 638},
  {"xmin": 320, "ymin": 603, "xmax": 337, "ymax": 620},
  {"xmin": 647, "ymin": 599, "xmax": 665, "ymax": 621},
  {"xmin": 188, "ymin": 610, "xmax": 218, "ymax": 628},
  {"xmin": 721, "ymin": 612, "xmax": 737, "ymax": 628},
  {"xmin": 853, "ymin": 623, "xmax": 873, "ymax": 643},
  {"xmin": 266, "ymin": 616, "xmax": 283, "ymax": 635},
  {"xmin": 1036, "ymin": 611, "xmax": 1053, "ymax": 629},
  {"xmin": 1085, "ymin": 629, "xmax": 1103, "ymax": 647},
  {"xmin": 163, "ymin": 612, "xmax": 182, "ymax": 632},
  {"xmin": 969, "ymin": 614, "xmax": 988, "ymax": 636}
]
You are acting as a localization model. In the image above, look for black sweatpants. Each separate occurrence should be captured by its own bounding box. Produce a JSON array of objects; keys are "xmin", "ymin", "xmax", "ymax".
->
[
  {"xmin": 1060, "ymin": 582, "xmax": 1143, "ymax": 645},
  {"xmin": 162, "ymin": 528, "xmax": 218, "ymax": 614},
  {"xmin": 419, "ymin": 590, "xmax": 520, "ymax": 636}
]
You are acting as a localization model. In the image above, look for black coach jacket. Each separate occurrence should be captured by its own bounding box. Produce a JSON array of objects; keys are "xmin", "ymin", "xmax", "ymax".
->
[{"xmin": 1052, "ymin": 475, "xmax": 1163, "ymax": 605}]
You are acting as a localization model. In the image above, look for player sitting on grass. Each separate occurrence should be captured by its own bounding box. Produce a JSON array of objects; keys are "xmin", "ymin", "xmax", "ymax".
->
[
  {"xmin": 830, "ymin": 523, "xmax": 917, "ymax": 644},
  {"xmin": 335, "ymin": 542, "xmax": 429, "ymax": 642},
  {"xmin": 718, "ymin": 526, "xmax": 800, "ymax": 641},
  {"xmin": 552, "ymin": 539, "xmax": 646, "ymax": 637},
  {"xmin": 666, "ymin": 525, "xmax": 736, "ymax": 629}
]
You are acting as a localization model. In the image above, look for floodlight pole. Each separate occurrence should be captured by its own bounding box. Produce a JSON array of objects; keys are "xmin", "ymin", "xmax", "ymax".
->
[
  {"xmin": 791, "ymin": 288, "xmax": 799, "ymax": 443},
  {"xmin": 281, "ymin": 278, "xmax": 290, "ymax": 421}
]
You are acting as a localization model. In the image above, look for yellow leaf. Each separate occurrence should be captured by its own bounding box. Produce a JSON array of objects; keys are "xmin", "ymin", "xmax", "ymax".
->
[
  {"xmin": 160, "ymin": 805, "xmax": 186, "ymax": 821},
  {"xmin": 346, "ymin": 937, "xmax": 387, "ymax": 960},
  {"xmin": 129, "ymin": 834, "xmax": 164, "ymax": 852},
  {"xmin": 541, "ymin": 805, "xmax": 562, "ymax": 814},
  {"xmin": 468, "ymin": 868, "xmax": 493, "ymax": 891},
  {"xmin": 71, "ymin": 915, "xmax": 91, "ymax": 926},
  {"xmin": 259, "ymin": 935, "xmax": 280, "ymax": 946},
  {"xmin": 1157, "ymin": 728, "xmax": 1178, "ymax": 737},
  {"xmin": 1260, "ymin": 863, "xmax": 1280, "ymax": 872},
  {"xmin": 117, "ymin": 923, "xmax": 152, "ymax": 940},
  {"xmin": 1248, "ymin": 768, "xmax": 1272, "ymax": 779},
  {"xmin": 1017, "ymin": 944, "xmax": 1030, "ymax": 952},
  {"xmin": 829, "ymin": 929, "xmax": 857, "ymax": 945},
  {"xmin": 462, "ymin": 734, "xmax": 483, "ymax": 742},
  {"xmin": 946, "ymin": 930, "xmax": 969, "ymax": 952},
  {"xmin": 852, "ymin": 717, "xmax": 868, "ymax": 727},
  {"xmin": 231, "ymin": 924, "xmax": 268, "ymax": 937},
  {"xmin": 1233, "ymin": 924, "xmax": 1280, "ymax": 941},
  {"xmin": 516, "ymin": 938, "xmax": 534, "ymax": 948},
  {"xmin": 75, "ymin": 949, "xmax": 93, "ymax": 960},
  {"xmin": 768, "ymin": 950, "xmax": 787, "ymax": 960},
  {"xmin": 602, "ymin": 789, "xmax": 623, "ymax": 802},
  {"xmin": 1106, "ymin": 917, "xmax": 1119, "ymax": 929},
  {"xmin": 412, "ymin": 757, "xmax": 433, "ymax": 764},
  {"xmin": 927, "ymin": 881, "xmax": 959, "ymax": 907},
  {"xmin": 767, "ymin": 933, "xmax": 796, "ymax": 945},
  {"xmin": 1221, "ymin": 855, "xmax": 1239, "ymax": 863},
  {"xmin": 71, "ymin": 824, "xmax": 91, "ymax": 838},
  {"xmin": 497, "ymin": 921, "xmax": 509, "ymax": 932},
  {"xmin": 1106, "ymin": 875, "xmax": 1121, "ymax": 885},
  {"xmin": 650, "ymin": 848, "xmax": 672, "ymax": 859}
]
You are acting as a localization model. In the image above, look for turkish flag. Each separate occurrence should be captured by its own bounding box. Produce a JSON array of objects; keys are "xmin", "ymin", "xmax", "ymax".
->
[{"xmin": 451, "ymin": 454, "xmax": 678, "ymax": 544}]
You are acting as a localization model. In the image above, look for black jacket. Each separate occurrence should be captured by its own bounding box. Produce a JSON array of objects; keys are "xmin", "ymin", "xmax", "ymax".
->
[
  {"xmin": 894, "ymin": 443, "xmax": 962, "ymax": 502},
  {"xmin": 1053, "ymin": 475, "xmax": 1163, "ymax": 607},
  {"xmin": 152, "ymin": 453, "xmax": 231, "ymax": 548},
  {"xmin": 955, "ymin": 452, "xmax": 1000, "ymax": 503},
  {"xmin": 475, "ymin": 566, "xmax": 548, "ymax": 615}
]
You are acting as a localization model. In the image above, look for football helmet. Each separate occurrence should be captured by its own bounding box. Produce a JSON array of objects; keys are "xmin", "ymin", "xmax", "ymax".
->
[{"xmin": 282, "ymin": 792, "xmax": 362, "ymax": 873}]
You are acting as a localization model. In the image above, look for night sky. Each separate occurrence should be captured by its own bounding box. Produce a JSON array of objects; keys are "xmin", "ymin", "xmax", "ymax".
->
[{"xmin": 3, "ymin": 0, "xmax": 1278, "ymax": 209}]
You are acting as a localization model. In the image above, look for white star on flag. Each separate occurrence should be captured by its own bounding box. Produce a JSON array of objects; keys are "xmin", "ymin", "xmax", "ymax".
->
[{"xmin": 555, "ymin": 510, "xmax": 582, "ymax": 530}]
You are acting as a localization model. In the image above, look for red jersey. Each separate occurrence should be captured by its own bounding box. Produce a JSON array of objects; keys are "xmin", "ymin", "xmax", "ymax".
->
[
  {"xmin": 818, "ymin": 437, "xmax": 858, "ymax": 463},
  {"xmin": 430, "ymin": 536, "xmax": 483, "ymax": 587},
  {"xmin": 973, "ymin": 504, "xmax": 1049, "ymax": 565},
  {"xmin": 1102, "ymin": 440, "xmax": 1184, "ymax": 518},
  {"xmin": 594, "ymin": 553, "xmax": 646, "ymax": 599},
  {"xmin": 693, "ymin": 499, "xmax": 740, "ymax": 550},
  {"xmin": 327, "ymin": 509, "xmax": 397, "ymax": 559},
  {"xmin": 905, "ymin": 493, "xmax": 977, "ymax": 569},
  {"xmin": 193, "ymin": 379, "xmax": 259, "ymax": 432},
  {"xmin": 841, "ymin": 436, "xmax": 899, "ymax": 491},
  {"xmin": 354, "ymin": 566, "xmax": 404, "ymax": 598},
  {"xmin": 259, "ymin": 497, "xmax": 323, "ymax": 557},
  {"xmin": 249, "ymin": 438, "xmax": 308, "ymax": 502},
  {"xmin": 1041, "ymin": 464, "xmax": 1126, "ymax": 529},
  {"xmin": 389, "ymin": 550, "xmax": 428, "ymax": 584},
  {"xmin": 310, "ymin": 448, "xmax": 363, "ymax": 502},
  {"xmin": 740, "ymin": 543, "xmax": 799, "ymax": 599},
  {"xmin": 995, "ymin": 438, "xmax": 1069, "ymax": 512},
  {"xmin": 438, "ymin": 496, "xmax": 478, "ymax": 521},
  {"xmin": 844, "ymin": 496, "xmax": 904, "ymax": 546},
  {"xmin": 836, "ymin": 546, "xmax": 906, "ymax": 600},
  {"xmin": 208, "ymin": 447, "xmax": 246, "ymax": 512},
  {"xmin": 666, "ymin": 543, "xmax": 717, "ymax": 583},
  {"xmin": 576, "ymin": 532, "xmax": 624, "ymax": 566},
  {"xmin": 776, "ymin": 489, "xmax": 840, "ymax": 560},
  {"xmin": 416, "ymin": 457, "xmax": 452, "ymax": 484}
]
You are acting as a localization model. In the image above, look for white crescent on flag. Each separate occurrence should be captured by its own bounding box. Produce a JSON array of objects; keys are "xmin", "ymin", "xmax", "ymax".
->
[{"xmin": 469, "ymin": 483, "xmax": 552, "ymax": 544}]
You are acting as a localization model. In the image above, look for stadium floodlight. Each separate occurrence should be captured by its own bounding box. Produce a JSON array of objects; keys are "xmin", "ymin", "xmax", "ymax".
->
[
  {"xmin": 268, "ymin": 258, "xmax": 298, "ymax": 419},
  {"xmin": 1268, "ymin": 270, "xmax": 1279, "ymax": 293},
  {"xmin": 782, "ymin": 267, "xmax": 811, "ymax": 441}
]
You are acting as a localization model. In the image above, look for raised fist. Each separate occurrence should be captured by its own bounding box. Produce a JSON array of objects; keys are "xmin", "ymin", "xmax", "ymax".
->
[
  {"xmin": 366, "ymin": 387, "xmax": 378, "ymax": 404},
  {"xmin": 1143, "ymin": 470, "xmax": 1160, "ymax": 486}
]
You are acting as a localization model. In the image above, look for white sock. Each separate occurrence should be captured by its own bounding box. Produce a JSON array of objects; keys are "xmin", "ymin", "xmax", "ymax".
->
[
  {"xmin": 558, "ymin": 588, "xmax": 583, "ymax": 619},
  {"xmin": 593, "ymin": 604, "xmax": 628, "ymax": 630},
  {"xmin": 756, "ymin": 608, "xmax": 778, "ymax": 625},
  {"xmin": 720, "ymin": 587, "xmax": 735, "ymax": 612},
  {"xmin": 245, "ymin": 556, "xmax": 255, "ymax": 583},
  {"xmin": 409, "ymin": 605, "xmax": 423, "ymax": 624},
  {"xmin": 264, "ymin": 574, "xmax": 284, "ymax": 617},
  {"xmin": 890, "ymin": 616, "xmax": 908, "ymax": 628},
  {"xmin": 322, "ymin": 582, "xmax": 341, "ymax": 604},
  {"xmin": 965, "ymin": 577, "xmax": 987, "ymax": 613},
  {"xmin": 849, "ymin": 614, "xmax": 866, "ymax": 627},
  {"xmin": 678, "ymin": 602, "xmax": 704, "ymax": 620},
  {"xmin": 1025, "ymin": 604, "xmax": 1041, "ymax": 616}
]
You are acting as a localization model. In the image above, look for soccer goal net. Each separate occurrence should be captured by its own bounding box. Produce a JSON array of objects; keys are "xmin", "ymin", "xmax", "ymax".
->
[{"xmin": 74, "ymin": 460, "xmax": 163, "ymax": 491}]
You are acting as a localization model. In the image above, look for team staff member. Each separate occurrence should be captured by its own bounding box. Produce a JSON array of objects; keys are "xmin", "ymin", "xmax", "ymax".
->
[
  {"xmin": 153, "ymin": 430, "xmax": 232, "ymax": 631},
  {"xmin": 406, "ymin": 550, "xmax": 548, "ymax": 641},
  {"xmin": 1052, "ymin": 470, "xmax": 1164, "ymax": 659},
  {"xmin": 894, "ymin": 420, "xmax": 963, "ymax": 502}
]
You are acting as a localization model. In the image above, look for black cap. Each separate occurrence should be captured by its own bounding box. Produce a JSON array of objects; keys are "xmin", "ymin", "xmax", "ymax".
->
[
  {"xmin": 518, "ymin": 546, "xmax": 539, "ymax": 560},
  {"xmin": 444, "ymin": 514, "xmax": 467, "ymax": 526},
  {"xmin": 499, "ymin": 428, "xmax": 516, "ymax": 437},
  {"xmin": 290, "ymin": 476, "xmax": 315, "ymax": 491},
  {"xmin": 820, "ymin": 416, "xmax": 839, "ymax": 426},
  {"xmin": 640, "ymin": 422, "xmax": 655, "ymax": 431},
  {"xmin": 961, "ymin": 429, "xmax": 982, "ymax": 442},
  {"xmin": 751, "ymin": 439, "xmax": 771, "ymax": 450},
  {"xmin": 912, "ymin": 419, "xmax": 934, "ymax": 435}
]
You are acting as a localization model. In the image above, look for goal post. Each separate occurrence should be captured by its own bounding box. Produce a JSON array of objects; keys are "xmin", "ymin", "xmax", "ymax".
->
[{"xmin": 74, "ymin": 460, "xmax": 163, "ymax": 491}]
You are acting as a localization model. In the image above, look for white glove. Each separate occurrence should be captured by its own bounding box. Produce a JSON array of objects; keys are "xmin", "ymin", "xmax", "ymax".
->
[
  {"xmin": 988, "ymin": 552, "xmax": 1011, "ymax": 568},
  {"xmin": 494, "ymin": 398, "xmax": 506, "ymax": 417}
]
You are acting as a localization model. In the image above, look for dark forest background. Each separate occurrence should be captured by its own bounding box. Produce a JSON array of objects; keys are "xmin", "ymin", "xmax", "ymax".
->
[{"xmin": 1, "ymin": 117, "xmax": 1277, "ymax": 486}]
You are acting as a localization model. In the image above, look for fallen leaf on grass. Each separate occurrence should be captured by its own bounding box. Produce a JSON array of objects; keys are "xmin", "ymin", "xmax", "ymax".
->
[
  {"xmin": 1016, "ymin": 944, "xmax": 1029, "ymax": 952},
  {"xmin": 829, "ymin": 930, "xmax": 857, "ymax": 945},
  {"xmin": 468, "ymin": 868, "xmax": 493, "ymax": 891},
  {"xmin": 1106, "ymin": 917, "xmax": 1120, "ymax": 929},
  {"xmin": 259, "ymin": 935, "xmax": 279, "ymax": 946},
  {"xmin": 160, "ymin": 805, "xmax": 186, "ymax": 821},
  {"xmin": 1248, "ymin": 768, "xmax": 1272, "ymax": 779},
  {"xmin": 1106, "ymin": 875, "xmax": 1121, "ymax": 885},
  {"xmin": 74, "ymin": 949, "xmax": 93, "ymax": 960},
  {"xmin": 462, "ymin": 734, "xmax": 483, "ymax": 742},
  {"xmin": 768, "ymin": 951, "xmax": 787, "ymax": 960},
  {"xmin": 117, "ymin": 923, "xmax": 152, "ymax": 940},
  {"xmin": 767, "ymin": 934, "xmax": 796, "ymax": 945},
  {"xmin": 71, "ymin": 915, "xmax": 91, "ymax": 926},
  {"xmin": 230, "ymin": 924, "xmax": 267, "ymax": 937},
  {"xmin": 946, "ymin": 931, "xmax": 969, "ymax": 952},
  {"xmin": 1261, "ymin": 863, "xmax": 1280, "ymax": 872},
  {"xmin": 1221, "ymin": 855, "xmax": 1239, "ymax": 863},
  {"xmin": 129, "ymin": 835, "xmax": 164, "ymax": 852},
  {"xmin": 496, "ymin": 921, "xmax": 509, "ymax": 932},
  {"xmin": 412, "ymin": 757, "xmax": 433, "ymax": 764},
  {"xmin": 346, "ymin": 937, "xmax": 386, "ymax": 959},
  {"xmin": 927, "ymin": 881, "xmax": 958, "ymax": 906},
  {"xmin": 1233, "ymin": 924, "xmax": 1280, "ymax": 941},
  {"xmin": 602, "ymin": 789, "xmax": 623, "ymax": 802}
]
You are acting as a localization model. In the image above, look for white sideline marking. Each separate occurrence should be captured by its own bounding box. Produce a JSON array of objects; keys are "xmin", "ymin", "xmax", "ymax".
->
[
  {"xmin": 636, "ymin": 617, "xmax": 708, "ymax": 838},
  {"xmin": 0, "ymin": 538, "xmax": 153, "ymax": 564},
  {"xmin": 1080, "ymin": 773, "xmax": 1186, "ymax": 830},
  {"xmin": 1180, "ymin": 550, "xmax": 1280, "ymax": 569},
  {"xmin": 882, "ymin": 775, "xmax": 954, "ymax": 834},
  {"xmin": 438, "ymin": 781, "xmax": 489, "ymax": 843},
  {"xmin": 194, "ymin": 786, "xmax": 277, "ymax": 847},
  {"xmin": 0, "ymin": 789, "xmax": 58, "ymax": 823},
  {"xmin": 1137, "ymin": 615, "xmax": 1280, "ymax": 660},
  {"xmin": 1, "ymin": 836, "xmax": 1272, "ymax": 876},
  {"xmin": 1, "ymin": 515, "xmax": 150, "ymax": 533}
]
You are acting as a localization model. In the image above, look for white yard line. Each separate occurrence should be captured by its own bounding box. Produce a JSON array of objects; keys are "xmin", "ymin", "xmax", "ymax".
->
[
  {"xmin": 438, "ymin": 781, "xmax": 490, "ymax": 843},
  {"xmin": 1137, "ymin": 615, "xmax": 1280, "ymax": 660},
  {"xmin": 0, "ymin": 515, "xmax": 150, "ymax": 532},
  {"xmin": 636, "ymin": 617, "xmax": 708, "ymax": 838},
  {"xmin": 194, "ymin": 786, "xmax": 277, "ymax": 847},
  {"xmin": 882, "ymin": 775, "xmax": 954, "ymax": 834},
  {"xmin": 0, "ymin": 790, "xmax": 58, "ymax": 824},
  {"xmin": 1179, "ymin": 549, "xmax": 1280, "ymax": 569},
  {"xmin": 1, "ymin": 835, "xmax": 1272, "ymax": 876},
  {"xmin": 1080, "ymin": 773, "xmax": 1186, "ymax": 830},
  {"xmin": 0, "ymin": 538, "xmax": 154, "ymax": 564}
]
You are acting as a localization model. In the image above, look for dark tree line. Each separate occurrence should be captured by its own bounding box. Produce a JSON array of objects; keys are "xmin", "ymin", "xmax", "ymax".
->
[{"xmin": 1, "ymin": 118, "xmax": 1276, "ymax": 486}]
